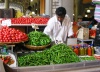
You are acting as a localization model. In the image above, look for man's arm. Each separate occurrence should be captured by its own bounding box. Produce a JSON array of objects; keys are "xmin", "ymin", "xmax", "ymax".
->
[
  {"xmin": 43, "ymin": 19, "xmax": 54, "ymax": 41},
  {"xmin": 68, "ymin": 21, "xmax": 74, "ymax": 38}
]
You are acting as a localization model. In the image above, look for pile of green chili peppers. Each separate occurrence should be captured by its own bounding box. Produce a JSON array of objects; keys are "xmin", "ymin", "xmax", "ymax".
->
[
  {"xmin": 26, "ymin": 31, "xmax": 51, "ymax": 46},
  {"xmin": 18, "ymin": 44, "xmax": 81, "ymax": 67}
]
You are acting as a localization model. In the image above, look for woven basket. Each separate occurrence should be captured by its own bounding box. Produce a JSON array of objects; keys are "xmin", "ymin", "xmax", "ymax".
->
[
  {"xmin": 0, "ymin": 40, "xmax": 27, "ymax": 45},
  {"xmin": 25, "ymin": 43, "xmax": 51, "ymax": 50},
  {"xmin": 0, "ymin": 42, "xmax": 17, "ymax": 45}
]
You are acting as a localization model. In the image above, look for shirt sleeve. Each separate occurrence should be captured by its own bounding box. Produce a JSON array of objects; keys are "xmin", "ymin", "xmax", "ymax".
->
[
  {"xmin": 67, "ymin": 18, "xmax": 74, "ymax": 37},
  {"xmin": 43, "ymin": 19, "xmax": 54, "ymax": 41}
]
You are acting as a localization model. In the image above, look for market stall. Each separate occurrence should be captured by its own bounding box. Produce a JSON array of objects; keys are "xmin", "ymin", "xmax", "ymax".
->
[
  {"xmin": 0, "ymin": 17, "xmax": 49, "ymax": 33},
  {"xmin": 0, "ymin": 17, "xmax": 99, "ymax": 66},
  {"xmin": 0, "ymin": 8, "xmax": 99, "ymax": 72}
]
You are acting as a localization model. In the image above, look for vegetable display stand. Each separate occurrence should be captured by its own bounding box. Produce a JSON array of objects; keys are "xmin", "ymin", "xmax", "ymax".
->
[
  {"xmin": 77, "ymin": 38, "xmax": 94, "ymax": 45},
  {"xmin": 24, "ymin": 29, "xmax": 52, "ymax": 50},
  {"xmin": 24, "ymin": 43, "xmax": 51, "ymax": 50},
  {"xmin": 0, "ymin": 40, "xmax": 28, "ymax": 53},
  {"xmin": 14, "ymin": 60, "xmax": 100, "ymax": 72},
  {"xmin": 0, "ymin": 41, "xmax": 24, "ymax": 45},
  {"xmin": 0, "ymin": 38, "xmax": 28, "ymax": 45}
]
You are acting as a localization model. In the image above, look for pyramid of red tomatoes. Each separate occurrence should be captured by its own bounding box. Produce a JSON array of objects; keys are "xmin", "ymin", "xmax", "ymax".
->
[{"xmin": 0, "ymin": 26, "xmax": 28, "ymax": 43}]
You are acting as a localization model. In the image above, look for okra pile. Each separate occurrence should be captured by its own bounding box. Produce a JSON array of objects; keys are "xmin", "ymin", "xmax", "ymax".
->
[
  {"xmin": 26, "ymin": 31, "xmax": 51, "ymax": 46},
  {"xmin": 18, "ymin": 43, "xmax": 81, "ymax": 67}
]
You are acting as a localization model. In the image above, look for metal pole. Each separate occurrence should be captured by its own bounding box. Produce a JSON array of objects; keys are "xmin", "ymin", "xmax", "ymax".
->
[
  {"xmin": 74, "ymin": 0, "xmax": 79, "ymax": 21},
  {"xmin": 5, "ymin": 0, "xmax": 9, "ymax": 9},
  {"xmin": 45, "ymin": 0, "xmax": 52, "ymax": 17}
]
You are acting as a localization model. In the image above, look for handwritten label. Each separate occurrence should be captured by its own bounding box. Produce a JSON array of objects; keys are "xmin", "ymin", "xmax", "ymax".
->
[{"xmin": 2, "ymin": 19, "xmax": 11, "ymax": 26}]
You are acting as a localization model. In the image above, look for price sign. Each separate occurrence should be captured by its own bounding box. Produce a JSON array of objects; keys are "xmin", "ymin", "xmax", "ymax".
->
[
  {"xmin": 2, "ymin": 19, "xmax": 11, "ymax": 26},
  {"xmin": 31, "ymin": 23, "xmax": 39, "ymax": 31}
]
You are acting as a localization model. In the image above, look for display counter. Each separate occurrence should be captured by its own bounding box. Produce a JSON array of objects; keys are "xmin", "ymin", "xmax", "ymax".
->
[
  {"xmin": 1, "ymin": 17, "xmax": 48, "ymax": 33},
  {"xmin": 13, "ymin": 60, "xmax": 100, "ymax": 72},
  {"xmin": 78, "ymin": 38, "xmax": 94, "ymax": 45},
  {"xmin": 0, "ymin": 18, "xmax": 98, "ymax": 72},
  {"xmin": 10, "ymin": 24, "xmax": 46, "ymax": 34}
]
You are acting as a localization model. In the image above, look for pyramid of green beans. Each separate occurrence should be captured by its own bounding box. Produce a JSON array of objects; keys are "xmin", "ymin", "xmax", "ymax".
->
[{"xmin": 18, "ymin": 44, "xmax": 81, "ymax": 67}]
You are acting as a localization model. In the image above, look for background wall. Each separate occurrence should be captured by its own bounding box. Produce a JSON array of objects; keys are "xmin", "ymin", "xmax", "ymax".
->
[
  {"xmin": 0, "ymin": 3, "xmax": 23, "ymax": 12},
  {"xmin": 60, "ymin": 0, "xmax": 73, "ymax": 21},
  {"xmin": 45, "ymin": 0, "xmax": 73, "ymax": 21}
]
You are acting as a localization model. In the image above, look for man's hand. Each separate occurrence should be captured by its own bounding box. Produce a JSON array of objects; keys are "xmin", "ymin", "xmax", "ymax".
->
[
  {"xmin": 55, "ymin": 40, "xmax": 63, "ymax": 44},
  {"xmin": 69, "ymin": 35, "xmax": 74, "ymax": 38}
]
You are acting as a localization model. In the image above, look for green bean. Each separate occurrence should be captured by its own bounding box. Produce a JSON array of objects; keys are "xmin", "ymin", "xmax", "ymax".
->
[{"xmin": 18, "ymin": 43, "xmax": 81, "ymax": 67}]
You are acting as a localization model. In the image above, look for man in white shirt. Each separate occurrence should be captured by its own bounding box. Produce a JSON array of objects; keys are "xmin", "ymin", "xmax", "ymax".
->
[
  {"xmin": 77, "ymin": 15, "xmax": 83, "ymax": 27},
  {"xmin": 43, "ymin": 7, "xmax": 73, "ymax": 43}
]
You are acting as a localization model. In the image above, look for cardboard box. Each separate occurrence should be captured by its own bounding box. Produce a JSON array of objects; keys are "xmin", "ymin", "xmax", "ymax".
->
[
  {"xmin": 77, "ymin": 28, "xmax": 89, "ymax": 40},
  {"xmin": 67, "ymin": 38, "xmax": 77, "ymax": 45}
]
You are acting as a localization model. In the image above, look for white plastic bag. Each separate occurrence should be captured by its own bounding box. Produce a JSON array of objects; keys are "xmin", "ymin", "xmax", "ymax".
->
[{"xmin": 8, "ymin": 53, "xmax": 16, "ymax": 67}]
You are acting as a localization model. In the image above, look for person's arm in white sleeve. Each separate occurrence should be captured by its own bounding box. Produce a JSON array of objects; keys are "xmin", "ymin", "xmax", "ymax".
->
[
  {"xmin": 68, "ymin": 19, "xmax": 74, "ymax": 37},
  {"xmin": 43, "ymin": 19, "xmax": 54, "ymax": 40}
]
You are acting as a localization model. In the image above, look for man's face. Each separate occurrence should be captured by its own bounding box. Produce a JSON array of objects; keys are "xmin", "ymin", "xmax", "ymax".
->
[{"xmin": 56, "ymin": 15, "xmax": 65, "ymax": 22}]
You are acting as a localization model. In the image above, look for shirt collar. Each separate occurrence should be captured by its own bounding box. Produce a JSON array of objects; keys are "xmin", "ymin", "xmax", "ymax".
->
[
  {"xmin": 54, "ymin": 15, "xmax": 58, "ymax": 22},
  {"xmin": 54, "ymin": 15, "xmax": 67, "ymax": 24}
]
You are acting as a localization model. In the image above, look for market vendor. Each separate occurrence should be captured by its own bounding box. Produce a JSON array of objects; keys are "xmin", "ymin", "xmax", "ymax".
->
[
  {"xmin": 25, "ymin": 6, "xmax": 32, "ymax": 17},
  {"xmin": 77, "ymin": 15, "xmax": 83, "ymax": 29},
  {"xmin": 43, "ymin": 7, "xmax": 73, "ymax": 43}
]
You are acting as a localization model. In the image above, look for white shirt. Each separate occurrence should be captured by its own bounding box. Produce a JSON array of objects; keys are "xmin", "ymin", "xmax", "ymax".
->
[{"xmin": 43, "ymin": 15, "xmax": 73, "ymax": 42}]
